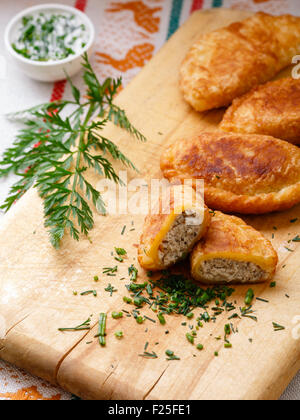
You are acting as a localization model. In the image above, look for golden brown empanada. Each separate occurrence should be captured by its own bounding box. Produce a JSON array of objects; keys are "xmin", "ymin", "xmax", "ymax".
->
[
  {"xmin": 180, "ymin": 12, "xmax": 300, "ymax": 112},
  {"xmin": 138, "ymin": 185, "xmax": 211, "ymax": 271},
  {"xmin": 220, "ymin": 78, "xmax": 300, "ymax": 144},
  {"xmin": 191, "ymin": 211, "xmax": 278, "ymax": 284},
  {"xmin": 160, "ymin": 132, "xmax": 300, "ymax": 214}
]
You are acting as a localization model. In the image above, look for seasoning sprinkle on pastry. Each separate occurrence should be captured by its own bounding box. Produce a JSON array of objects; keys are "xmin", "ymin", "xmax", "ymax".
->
[
  {"xmin": 160, "ymin": 132, "xmax": 300, "ymax": 214},
  {"xmin": 191, "ymin": 211, "xmax": 278, "ymax": 285},
  {"xmin": 220, "ymin": 78, "xmax": 300, "ymax": 144},
  {"xmin": 180, "ymin": 12, "xmax": 300, "ymax": 112},
  {"xmin": 138, "ymin": 185, "xmax": 211, "ymax": 271}
]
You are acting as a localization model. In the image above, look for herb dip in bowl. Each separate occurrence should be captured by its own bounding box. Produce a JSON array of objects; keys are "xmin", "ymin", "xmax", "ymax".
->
[{"xmin": 5, "ymin": 3, "xmax": 95, "ymax": 82}]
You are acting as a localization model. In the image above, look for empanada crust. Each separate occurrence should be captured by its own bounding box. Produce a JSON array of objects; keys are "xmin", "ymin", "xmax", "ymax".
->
[
  {"xmin": 180, "ymin": 12, "xmax": 300, "ymax": 111},
  {"xmin": 160, "ymin": 132, "xmax": 300, "ymax": 214},
  {"xmin": 220, "ymin": 78, "xmax": 300, "ymax": 144},
  {"xmin": 191, "ymin": 211, "xmax": 278, "ymax": 283}
]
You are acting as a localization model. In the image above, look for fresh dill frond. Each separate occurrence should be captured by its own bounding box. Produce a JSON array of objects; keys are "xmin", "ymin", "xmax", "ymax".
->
[{"xmin": 0, "ymin": 53, "xmax": 146, "ymax": 248}]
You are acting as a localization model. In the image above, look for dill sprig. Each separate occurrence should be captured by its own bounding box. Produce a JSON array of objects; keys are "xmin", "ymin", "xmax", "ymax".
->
[{"xmin": 0, "ymin": 53, "xmax": 146, "ymax": 248}]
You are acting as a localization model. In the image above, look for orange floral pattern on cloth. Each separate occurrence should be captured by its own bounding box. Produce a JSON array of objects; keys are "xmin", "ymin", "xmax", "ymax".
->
[
  {"xmin": 0, "ymin": 386, "xmax": 61, "ymax": 401},
  {"xmin": 0, "ymin": 359, "xmax": 69, "ymax": 400},
  {"xmin": 92, "ymin": 0, "xmax": 165, "ymax": 87},
  {"xmin": 106, "ymin": 1, "xmax": 162, "ymax": 33},
  {"xmin": 96, "ymin": 43, "xmax": 155, "ymax": 72}
]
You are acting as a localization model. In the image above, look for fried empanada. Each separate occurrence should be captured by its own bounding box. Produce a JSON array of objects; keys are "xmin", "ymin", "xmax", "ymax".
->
[
  {"xmin": 180, "ymin": 12, "xmax": 300, "ymax": 112},
  {"xmin": 220, "ymin": 78, "xmax": 300, "ymax": 144},
  {"xmin": 191, "ymin": 211, "xmax": 278, "ymax": 284},
  {"xmin": 160, "ymin": 132, "xmax": 300, "ymax": 214},
  {"xmin": 138, "ymin": 185, "xmax": 211, "ymax": 271}
]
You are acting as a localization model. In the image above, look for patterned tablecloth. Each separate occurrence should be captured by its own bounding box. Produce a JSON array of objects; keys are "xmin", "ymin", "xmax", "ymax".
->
[{"xmin": 0, "ymin": 0, "xmax": 299, "ymax": 400}]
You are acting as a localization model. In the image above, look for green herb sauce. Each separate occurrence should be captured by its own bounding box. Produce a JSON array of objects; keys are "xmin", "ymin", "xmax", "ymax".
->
[{"xmin": 12, "ymin": 12, "xmax": 89, "ymax": 61}]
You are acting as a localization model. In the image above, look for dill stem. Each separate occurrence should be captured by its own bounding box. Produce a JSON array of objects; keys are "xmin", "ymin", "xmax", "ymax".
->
[{"xmin": 66, "ymin": 102, "xmax": 96, "ymax": 223}]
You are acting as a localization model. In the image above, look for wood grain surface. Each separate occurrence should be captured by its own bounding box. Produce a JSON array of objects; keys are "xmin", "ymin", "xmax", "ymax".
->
[{"xmin": 1, "ymin": 9, "xmax": 300, "ymax": 400}]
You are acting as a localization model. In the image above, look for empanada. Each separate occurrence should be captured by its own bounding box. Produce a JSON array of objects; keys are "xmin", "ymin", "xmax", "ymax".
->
[
  {"xmin": 160, "ymin": 132, "xmax": 300, "ymax": 214},
  {"xmin": 180, "ymin": 12, "xmax": 300, "ymax": 112},
  {"xmin": 191, "ymin": 211, "xmax": 278, "ymax": 284},
  {"xmin": 138, "ymin": 185, "xmax": 211, "ymax": 270},
  {"xmin": 220, "ymin": 78, "xmax": 300, "ymax": 144}
]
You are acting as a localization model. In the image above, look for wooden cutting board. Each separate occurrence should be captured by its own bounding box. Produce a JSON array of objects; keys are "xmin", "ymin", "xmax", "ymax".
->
[{"xmin": 1, "ymin": 8, "xmax": 300, "ymax": 400}]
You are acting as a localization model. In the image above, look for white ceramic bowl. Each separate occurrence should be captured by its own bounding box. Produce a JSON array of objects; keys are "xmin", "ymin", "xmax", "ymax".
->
[{"xmin": 4, "ymin": 3, "xmax": 95, "ymax": 82}]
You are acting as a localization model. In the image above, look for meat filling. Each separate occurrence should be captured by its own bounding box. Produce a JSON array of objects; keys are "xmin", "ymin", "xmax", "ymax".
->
[
  {"xmin": 158, "ymin": 210, "xmax": 203, "ymax": 267},
  {"xmin": 197, "ymin": 258, "xmax": 266, "ymax": 284}
]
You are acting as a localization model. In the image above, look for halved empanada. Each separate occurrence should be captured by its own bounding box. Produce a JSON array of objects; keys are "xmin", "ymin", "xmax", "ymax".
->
[
  {"xmin": 191, "ymin": 211, "xmax": 278, "ymax": 284},
  {"xmin": 160, "ymin": 132, "xmax": 300, "ymax": 214},
  {"xmin": 138, "ymin": 185, "xmax": 211, "ymax": 271},
  {"xmin": 220, "ymin": 78, "xmax": 300, "ymax": 144},
  {"xmin": 180, "ymin": 12, "xmax": 300, "ymax": 112}
]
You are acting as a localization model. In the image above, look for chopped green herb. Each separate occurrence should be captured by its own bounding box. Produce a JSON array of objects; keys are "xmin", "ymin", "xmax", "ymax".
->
[
  {"xmin": 98, "ymin": 313, "xmax": 107, "ymax": 346},
  {"xmin": 146, "ymin": 283, "xmax": 153, "ymax": 296},
  {"xmin": 128, "ymin": 264, "xmax": 138, "ymax": 282},
  {"xmin": 133, "ymin": 297, "xmax": 144, "ymax": 307},
  {"xmin": 128, "ymin": 282, "xmax": 147, "ymax": 293},
  {"xmin": 244, "ymin": 288, "xmax": 254, "ymax": 306},
  {"xmin": 166, "ymin": 350, "xmax": 180, "ymax": 361},
  {"xmin": 114, "ymin": 331, "xmax": 123, "ymax": 339},
  {"xmin": 224, "ymin": 324, "xmax": 231, "ymax": 336},
  {"xmin": 139, "ymin": 351, "xmax": 158, "ymax": 359},
  {"xmin": 103, "ymin": 266, "xmax": 118, "ymax": 276},
  {"xmin": 240, "ymin": 306, "xmax": 257, "ymax": 322},
  {"xmin": 196, "ymin": 344, "xmax": 204, "ymax": 351},
  {"xmin": 256, "ymin": 297, "xmax": 269, "ymax": 303},
  {"xmin": 144, "ymin": 315, "xmax": 156, "ymax": 323},
  {"xmin": 272, "ymin": 322, "xmax": 285, "ymax": 331},
  {"xmin": 115, "ymin": 247, "xmax": 127, "ymax": 256},
  {"xmin": 136, "ymin": 316, "xmax": 144, "ymax": 324},
  {"xmin": 186, "ymin": 333, "xmax": 194, "ymax": 345},
  {"xmin": 123, "ymin": 296, "xmax": 132, "ymax": 304},
  {"xmin": 270, "ymin": 281, "xmax": 276, "ymax": 288},
  {"xmin": 112, "ymin": 311, "xmax": 123, "ymax": 319},
  {"xmin": 285, "ymin": 247, "xmax": 294, "ymax": 252},
  {"xmin": 58, "ymin": 317, "xmax": 91, "ymax": 332},
  {"xmin": 105, "ymin": 283, "xmax": 117, "ymax": 296},
  {"xmin": 80, "ymin": 290, "xmax": 97, "ymax": 297},
  {"xmin": 157, "ymin": 312, "xmax": 166, "ymax": 325}
]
